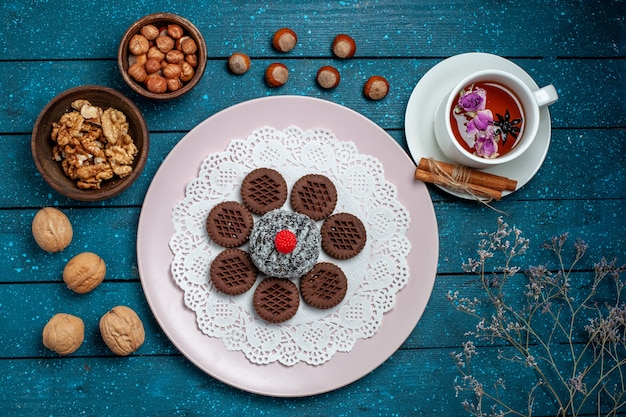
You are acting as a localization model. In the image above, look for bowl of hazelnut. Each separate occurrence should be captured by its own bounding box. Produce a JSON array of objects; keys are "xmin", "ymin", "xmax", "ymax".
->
[
  {"xmin": 31, "ymin": 85, "xmax": 149, "ymax": 201},
  {"xmin": 118, "ymin": 13, "xmax": 207, "ymax": 100}
]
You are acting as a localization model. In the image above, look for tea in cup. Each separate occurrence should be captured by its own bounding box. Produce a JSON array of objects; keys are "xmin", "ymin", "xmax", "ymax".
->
[{"xmin": 433, "ymin": 69, "xmax": 558, "ymax": 168}]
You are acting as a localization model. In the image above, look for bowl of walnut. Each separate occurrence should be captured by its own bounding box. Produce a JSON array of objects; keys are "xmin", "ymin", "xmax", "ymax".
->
[
  {"xmin": 31, "ymin": 85, "xmax": 149, "ymax": 201},
  {"xmin": 118, "ymin": 12, "xmax": 207, "ymax": 100}
]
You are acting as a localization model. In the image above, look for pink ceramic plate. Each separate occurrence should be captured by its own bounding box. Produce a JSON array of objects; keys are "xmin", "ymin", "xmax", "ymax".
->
[{"xmin": 137, "ymin": 96, "xmax": 439, "ymax": 397}]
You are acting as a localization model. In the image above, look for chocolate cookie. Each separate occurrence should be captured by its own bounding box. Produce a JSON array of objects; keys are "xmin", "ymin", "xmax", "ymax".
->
[
  {"xmin": 321, "ymin": 212, "xmax": 367, "ymax": 259},
  {"xmin": 300, "ymin": 262, "xmax": 347, "ymax": 309},
  {"xmin": 290, "ymin": 174, "xmax": 337, "ymax": 221},
  {"xmin": 210, "ymin": 249, "xmax": 258, "ymax": 295},
  {"xmin": 241, "ymin": 168, "xmax": 288, "ymax": 214},
  {"xmin": 253, "ymin": 277, "xmax": 300, "ymax": 323},
  {"xmin": 206, "ymin": 201, "xmax": 254, "ymax": 248}
]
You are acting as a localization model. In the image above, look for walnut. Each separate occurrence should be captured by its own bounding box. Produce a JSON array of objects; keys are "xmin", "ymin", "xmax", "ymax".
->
[
  {"xmin": 99, "ymin": 306, "xmax": 145, "ymax": 356},
  {"xmin": 42, "ymin": 313, "xmax": 84, "ymax": 355},
  {"xmin": 32, "ymin": 207, "xmax": 73, "ymax": 252},
  {"xmin": 63, "ymin": 252, "xmax": 106, "ymax": 293}
]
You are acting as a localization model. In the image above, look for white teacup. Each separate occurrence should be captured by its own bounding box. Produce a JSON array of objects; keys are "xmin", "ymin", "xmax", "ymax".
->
[{"xmin": 433, "ymin": 69, "xmax": 558, "ymax": 168}]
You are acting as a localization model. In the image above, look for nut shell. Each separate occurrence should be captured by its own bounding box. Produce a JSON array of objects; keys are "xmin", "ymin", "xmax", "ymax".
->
[
  {"xmin": 364, "ymin": 75, "xmax": 390, "ymax": 100},
  {"xmin": 99, "ymin": 306, "xmax": 145, "ymax": 356},
  {"xmin": 32, "ymin": 207, "xmax": 73, "ymax": 252},
  {"xmin": 63, "ymin": 252, "xmax": 106, "ymax": 294},
  {"xmin": 42, "ymin": 313, "xmax": 84, "ymax": 355}
]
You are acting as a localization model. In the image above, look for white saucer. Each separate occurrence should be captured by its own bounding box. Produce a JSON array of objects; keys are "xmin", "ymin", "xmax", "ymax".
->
[{"xmin": 404, "ymin": 52, "xmax": 552, "ymax": 199}]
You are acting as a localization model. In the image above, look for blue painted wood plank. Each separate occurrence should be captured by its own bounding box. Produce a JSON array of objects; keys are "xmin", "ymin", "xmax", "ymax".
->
[
  {"xmin": 1, "ymin": 58, "xmax": 625, "ymax": 135},
  {"xmin": 2, "ymin": 1, "xmax": 625, "ymax": 60}
]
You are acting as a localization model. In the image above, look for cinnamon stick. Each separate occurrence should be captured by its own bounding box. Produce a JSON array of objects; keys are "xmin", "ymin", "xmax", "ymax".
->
[
  {"xmin": 418, "ymin": 158, "xmax": 517, "ymax": 191},
  {"xmin": 414, "ymin": 168, "xmax": 502, "ymax": 201}
]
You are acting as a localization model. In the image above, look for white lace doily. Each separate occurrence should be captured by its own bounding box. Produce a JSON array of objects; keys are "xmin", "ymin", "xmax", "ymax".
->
[{"xmin": 169, "ymin": 126, "xmax": 411, "ymax": 366}]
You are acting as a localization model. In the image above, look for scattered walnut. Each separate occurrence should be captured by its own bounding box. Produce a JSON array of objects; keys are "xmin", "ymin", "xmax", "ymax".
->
[
  {"xmin": 50, "ymin": 100, "xmax": 138, "ymax": 189},
  {"xmin": 42, "ymin": 313, "xmax": 84, "ymax": 355},
  {"xmin": 63, "ymin": 252, "xmax": 106, "ymax": 294},
  {"xmin": 32, "ymin": 207, "xmax": 73, "ymax": 252},
  {"xmin": 99, "ymin": 306, "xmax": 145, "ymax": 356}
]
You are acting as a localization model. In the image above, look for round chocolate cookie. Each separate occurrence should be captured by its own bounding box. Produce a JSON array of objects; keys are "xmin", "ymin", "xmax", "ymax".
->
[
  {"xmin": 241, "ymin": 168, "xmax": 288, "ymax": 214},
  {"xmin": 206, "ymin": 201, "xmax": 254, "ymax": 248},
  {"xmin": 248, "ymin": 209, "xmax": 321, "ymax": 279},
  {"xmin": 300, "ymin": 262, "xmax": 348, "ymax": 309},
  {"xmin": 210, "ymin": 249, "xmax": 258, "ymax": 295},
  {"xmin": 290, "ymin": 174, "xmax": 337, "ymax": 221},
  {"xmin": 253, "ymin": 277, "xmax": 300, "ymax": 323},
  {"xmin": 321, "ymin": 212, "xmax": 367, "ymax": 260}
]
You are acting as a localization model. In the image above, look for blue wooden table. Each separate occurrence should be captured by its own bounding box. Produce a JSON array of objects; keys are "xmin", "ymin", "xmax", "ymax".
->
[{"xmin": 1, "ymin": 1, "xmax": 625, "ymax": 415}]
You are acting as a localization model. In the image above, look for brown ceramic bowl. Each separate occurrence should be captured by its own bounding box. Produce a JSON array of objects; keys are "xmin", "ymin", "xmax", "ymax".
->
[
  {"xmin": 31, "ymin": 85, "xmax": 149, "ymax": 201},
  {"xmin": 118, "ymin": 12, "xmax": 207, "ymax": 100}
]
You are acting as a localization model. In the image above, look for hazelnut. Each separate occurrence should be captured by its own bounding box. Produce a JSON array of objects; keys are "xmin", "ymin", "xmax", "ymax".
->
[
  {"xmin": 272, "ymin": 28, "xmax": 297, "ymax": 52},
  {"xmin": 42, "ymin": 313, "xmax": 84, "ymax": 355},
  {"xmin": 185, "ymin": 54, "xmax": 198, "ymax": 67},
  {"xmin": 167, "ymin": 24, "xmax": 184, "ymax": 40},
  {"xmin": 144, "ymin": 58, "xmax": 161, "ymax": 74},
  {"xmin": 316, "ymin": 66, "xmax": 341, "ymax": 89},
  {"xmin": 163, "ymin": 63, "xmax": 182, "ymax": 79},
  {"xmin": 265, "ymin": 63, "xmax": 289, "ymax": 87},
  {"xmin": 180, "ymin": 61, "xmax": 195, "ymax": 82},
  {"xmin": 128, "ymin": 34, "xmax": 150, "ymax": 55},
  {"xmin": 63, "ymin": 252, "xmax": 106, "ymax": 294},
  {"xmin": 178, "ymin": 37, "xmax": 198, "ymax": 54},
  {"xmin": 32, "ymin": 207, "xmax": 73, "ymax": 252},
  {"xmin": 165, "ymin": 49, "xmax": 185, "ymax": 64},
  {"xmin": 147, "ymin": 46, "xmax": 165, "ymax": 62},
  {"xmin": 363, "ymin": 75, "xmax": 390, "ymax": 100},
  {"xmin": 167, "ymin": 77, "xmax": 183, "ymax": 92},
  {"xmin": 146, "ymin": 75, "xmax": 168, "ymax": 93},
  {"xmin": 156, "ymin": 35, "xmax": 175, "ymax": 53},
  {"xmin": 228, "ymin": 53, "xmax": 251, "ymax": 75},
  {"xmin": 128, "ymin": 53, "xmax": 147, "ymax": 67},
  {"xmin": 332, "ymin": 34, "xmax": 357, "ymax": 59},
  {"xmin": 128, "ymin": 63, "xmax": 148, "ymax": 83},
  {"xmin": 140, "ymin": 24, "xmax": 159, "ymax": 41},
  {"xmin": 99, "ymin": 306, "xmax": 145, "ymax": 356}
]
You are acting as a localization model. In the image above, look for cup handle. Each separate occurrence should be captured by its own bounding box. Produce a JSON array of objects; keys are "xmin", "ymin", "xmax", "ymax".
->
[{"xmin": 534, "ymin": 84, "xmax": 558, "ymax": 107}]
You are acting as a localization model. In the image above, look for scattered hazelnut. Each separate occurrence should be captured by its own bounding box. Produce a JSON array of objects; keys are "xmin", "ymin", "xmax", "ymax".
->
[
  {"xmin": 140, "ymin": 24, "xmax": 159, "ymax": 41},
  {"xmin": 128, "ymin": 34, "xmax": 149, "ymax": 56},
  {"xmin": 363, "ymin": 75, "xmax": 389, "ymax": 100},
  {"xmin": 316, "ymin": 66, "xmax": 341, "ymax": 89},
  {"xmin": 272, "ymin": 28, "xmax": 298, "ymax": 52},
  {"xmin": 332, "ymin": 34, "xmax": 357, "ymax": 59},
  {"xmin": 100, "ymin": 306, "xmax": 145, "ymax": 356},
  {"xmin": 167, "ymin": 24, "xmax": 184, "ymax": 40},
  {"xmin": 42, "ymin": 313, "xmax": 84, "ymax": 356},
  {"xmin": 63, "ymin": 252, "xmax": 106, "ymax": 294},
  {"xmin": 228, "ymin": 53, "xmax": 251, "ymax": 75},
  {"xmin": 156, "ymin": 35, "xmax": 175, "ymax": 53},
  {"xmin": 32, "ymin": 207, "xmax": 73, "ymax": 253},
  {"xmin": 146, "ymin": 75, "xmax": 168, "ymax": 93},
  {"xmin": 265, "ymin": 63, "xmax": 289, "ymax": 87}
]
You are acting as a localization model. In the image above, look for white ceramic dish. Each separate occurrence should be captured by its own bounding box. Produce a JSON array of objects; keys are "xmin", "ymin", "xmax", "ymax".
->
[
  {"xmin": 405, "ymin": 52, "xmax": 552, "ymax": 199},
  {"xmin": 137, "ymin": 96, "xmax": 439, "ymax": 397}
]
